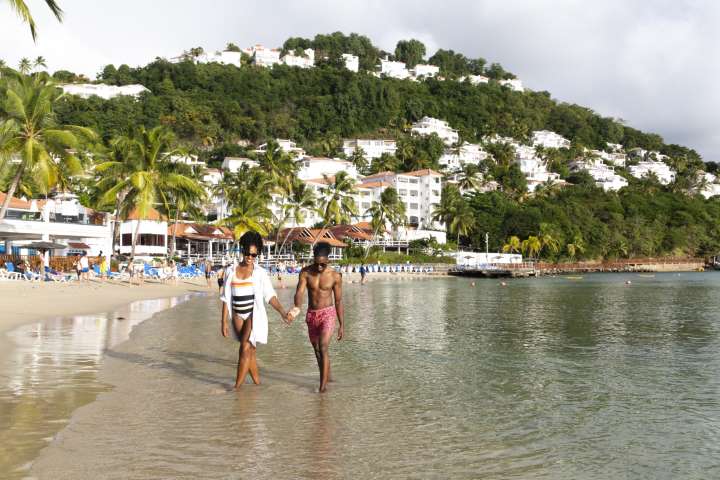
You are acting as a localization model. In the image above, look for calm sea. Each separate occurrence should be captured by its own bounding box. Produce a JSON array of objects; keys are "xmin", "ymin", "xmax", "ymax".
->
[{"xmin": 3, "ymin": 274, "xmax": 720, "ymax": 479}]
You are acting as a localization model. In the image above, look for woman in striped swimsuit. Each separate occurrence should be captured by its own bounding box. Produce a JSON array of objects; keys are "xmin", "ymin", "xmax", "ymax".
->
[{"xmin": 220, "ymin": 231, "xmax": 289, "ymax": 389}]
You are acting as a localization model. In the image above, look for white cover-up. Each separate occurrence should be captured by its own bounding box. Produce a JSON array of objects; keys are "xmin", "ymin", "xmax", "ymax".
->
[{"xmin": 220, "ymin": 264, "xmax": 277, "ymax": 346}]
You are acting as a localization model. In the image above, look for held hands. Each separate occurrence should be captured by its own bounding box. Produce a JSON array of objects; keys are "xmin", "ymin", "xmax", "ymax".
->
[{"xmin": 285, "ymin": 306, "xmax": 301, "ymax": 324}]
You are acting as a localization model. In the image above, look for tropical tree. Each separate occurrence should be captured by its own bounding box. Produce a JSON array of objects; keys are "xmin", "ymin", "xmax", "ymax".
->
[
  {"xmin": 349, "ymin": 147, "xmax": 368, "ymax": 174},
  {"xmin": 7, "ymin": 0, "xmax": 63, "ymax": 41},
  {"xmin": 275, "ymin": 180, "xmax": 316, "ymax": 254},
  {"xmin": 257, "ymin": 139, "xmax": 298, "ymax": 196},
  {"xmin": 521, "ymin": 235, "xmax": 542, "ymax": 259},
  {"xmin": 448, "ymin": 200, "xmax": 475, "ymax": 245},
  {"xmin": 502, "ymin": 235, "xmax": 521, "ymax": 254},
  {"xmin": 432, "ymin": 184, "xmax": 462, "ymax": 227},
  {"xmin": 368, "ymin": 153, "xmax": 399, "ymax": 174},
  {"xmin": 96, "ymin": 126, "xmax": 202, "ymax": 257},
  {"xmin": 223, "ymin": 190, "xmax": 272, "ymax": 238},
  {"xmin": 18, "ymin": 58, "xmax": 32, "ymax": 74},
  {"xmin": 566, "ymin": 234, "xmax": 586, "ymax": 261},
  {"xmin": 33, "ymin": 56, "xmax": 47, "ymax": 71},
  {"xmin": 454, "ymin": 163, "xmax": 483, "ymax": 192},
  {"xmin": 166, "ymin": 164, "xmax": 207, "ymax": 257},
  {"xmin": 366, "ymin": 186, "xmax": 406, "ymax": 240},
  {"xmin": 538, "ymin": 222, "xmax": 561, "ymax": 258},
  {"xmin": 319, "ymin": 170, "xmax": 358, "ymax": 226},
  {"xmin": 0, "ymin": 71, "xmax": 95, "ymax": 219}
]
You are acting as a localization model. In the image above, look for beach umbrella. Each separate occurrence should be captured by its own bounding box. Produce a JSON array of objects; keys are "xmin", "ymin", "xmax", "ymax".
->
[{"xmin": 25, "ymin": 241, "xmax": 67, "ymax": 250}]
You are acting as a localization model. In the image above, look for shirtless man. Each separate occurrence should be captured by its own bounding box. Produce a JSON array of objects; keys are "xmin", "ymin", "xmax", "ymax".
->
[{"xmin": 288, "ymin": 242, "xmax": 344, "ymax": 393}]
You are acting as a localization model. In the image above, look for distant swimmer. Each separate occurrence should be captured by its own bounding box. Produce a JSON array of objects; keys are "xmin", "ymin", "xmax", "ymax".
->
[
  {"xmin": 500, "ymin": 281, "xmax": 508, "ymax": 286},
  {"xmin": 287, "ymin": 242, "xmax": 345, "ymax": 393},
  {"xmin": 470, "ymin": 281, "xmax": 476, "ymax": 287},
  {"xmin": 625, "ymin": 280, "xmax": 632, "ymax": 285}
]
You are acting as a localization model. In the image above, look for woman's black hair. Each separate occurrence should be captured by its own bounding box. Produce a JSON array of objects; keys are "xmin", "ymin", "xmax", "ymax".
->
[{"xmin": 240, "ymin": 230, "xmax": 263, "ymax": 253}]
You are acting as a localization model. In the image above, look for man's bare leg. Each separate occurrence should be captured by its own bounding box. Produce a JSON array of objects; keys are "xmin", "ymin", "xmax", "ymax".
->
[{"xmin": 317, "ymin": 330, "xmax": 333, "ymax": 393}]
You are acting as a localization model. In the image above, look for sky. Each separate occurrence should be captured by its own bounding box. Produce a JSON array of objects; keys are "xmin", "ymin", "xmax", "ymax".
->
[{"xmin": 1, "ymin": 0, "xmax": 718, "ymax": 160}]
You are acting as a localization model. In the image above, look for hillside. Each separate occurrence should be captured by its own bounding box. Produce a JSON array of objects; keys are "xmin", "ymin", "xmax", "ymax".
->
[{"xmin": 42, "ymin": 33, "xmax": 720, "ymax": 259}]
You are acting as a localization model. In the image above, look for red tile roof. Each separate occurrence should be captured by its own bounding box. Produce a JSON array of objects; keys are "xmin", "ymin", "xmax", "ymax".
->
[
  {"xmin": 0, "ymin": 192, "xmax": 33, "ymax": 210},
  {"xmin": 403, "ymin": 169, "xmax": 442, "ymax": 177},
  {"xmin": 127, "ymin": 206, "xmax": 165, "ymax": 221}
]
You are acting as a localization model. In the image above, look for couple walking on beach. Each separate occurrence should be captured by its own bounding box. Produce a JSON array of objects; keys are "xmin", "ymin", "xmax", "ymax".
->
[{"xmin": 219, "ymin": 231, "xmax": 344, "ymax": 393}]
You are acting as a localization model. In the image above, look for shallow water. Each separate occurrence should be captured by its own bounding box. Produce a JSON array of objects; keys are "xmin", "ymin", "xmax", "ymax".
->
[
  {"xmin": 7, "ymin": 273, "xmax": 720, "ymax": 479},
  {"xmin": 0, "ymin": 294, "xmax": 200, "ymax": 479}
]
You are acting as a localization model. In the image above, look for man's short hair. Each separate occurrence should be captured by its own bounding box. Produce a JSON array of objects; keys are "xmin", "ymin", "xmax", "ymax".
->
[
  {"xmin": 313, "ymin": 242, "xmax": 331, "ymax": 258},
  {"xmin": 240, "ymin": 230, "xmax": 264, "ymax": 253}
]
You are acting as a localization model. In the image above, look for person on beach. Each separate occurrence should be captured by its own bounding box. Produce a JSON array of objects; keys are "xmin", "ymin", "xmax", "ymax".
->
[
  {"xmin": 79, "ymin": 252, "xmax": 90, "ymax": 282},
  {"xmin": 98, "ymin": 251, "xmax": 107, "ymax": 282},
  {"xmin": 220, "ymin": 231, "xmax": 289, "ymax": 389},
  {"xmin": 204, "ymin": 258, "xmax": 214, "ymax": 288},
  {"xmin": 217, "ymin": 265, "xmax": 225, "ymax": 293},
  {"xmin": 359, "ymin": 263, "xmax": 367, "ymax": 284},
  {"xmin": 73, "ymin": 254, "xmax": 82, "ymax": 281},
  {"xmin": 288, "ymin": 242, "xmax": 344, "ymax": 393}
]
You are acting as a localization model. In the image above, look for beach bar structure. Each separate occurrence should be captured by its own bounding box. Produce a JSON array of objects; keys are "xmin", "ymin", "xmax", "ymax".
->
[
  {"xmin": 274, "ymin": 227, "xmax": 347, "ymax": 260},
  {"xmin": 168, "ymin": 222, "xmax": 234, "ymax": 261}
]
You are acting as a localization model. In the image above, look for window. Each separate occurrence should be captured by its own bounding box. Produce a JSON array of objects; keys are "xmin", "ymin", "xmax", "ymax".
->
[
  {"xmin": 362, "ymin": 202, "xmax": 371, "ymax": 209},
  {"xmin": 434, "ymin": 178, "xmax": 440, "ymax": 184},
  {"xmin": 432, "ymin": 190, "xmax": 440, "ymax": 197},
  {"xmin": 409, "ymin": 178, "xmax": 419, "ymax": 184},
  {"xmin": 121, "ymin": 234, "xmax": 165, "ymax": 247},
  {"xmin": 410, "ymin": 203, "xmax": 419, "ymax": 210},
  {"xmin": 410, "ymin": 190, "xmax": 418, "ymax": 197},
  {"xmin": 399, "ymin": 189, "xmax": 407, "ymax": 196}
]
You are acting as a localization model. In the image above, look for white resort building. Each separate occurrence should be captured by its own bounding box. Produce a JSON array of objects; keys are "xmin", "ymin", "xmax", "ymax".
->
[
  {"xmin": 297, "ymin": 157, "xmax": 359, "ymax": 181},
  {"xmin": 221, "ymin": 157, "xmax": 258, "ymax": 172},
  {"xmin": 282, "ymin": 48, "xmax": 315, "ymax": 68},
  {"xmin": 628, "ymin": 161, "xmax": 676, "ymax": 185},
  {"xmin": 379, "ymin": 59, "xmax": 410, "ymax": 79},
  {"xmin": 200, "ymin": 50, "xmax": 242, "ymax": 67},
  {"xmin": 119, "ymin": 208, "xmax": 167, "ymax": 259},
  {"xmin": 514, "ymin": 144, "xmax": 561, "ymax": 192},
  {"xmin": 245, "ymin": 45, "xmax": 282, "ymax": 67},
  {"xmin": 0, "ymin": 192, "xmax": 112, "ymax": 261},
  {"xmin": 342, "ymin": 139, "xmax": 397, "ymax": 159},
  {"xmin": 532, "ymin": 130, "xmax": 571, "ymax": 150},
  {"xmin": 570, "ymin": 159, "xmax": 628, "ymax": 191},
  {"xmin": 439, "ymin": 143, "xmax": 488, "ymax": 170},
  {"xmin": 60, "ymin": 84, "xmax": 149, "ymax": 100},
  {"xmin": 411, "ymin": 117, "xmax": 459, "ymax": 146},
  {"xmin": 412, "ymin": 64, "xmax": 440, "ymax": 78},
  {"xmin": 498, "ymin": 79, "xmax": 524, "ymax": 92},
  {"xmin": 697, "ymin": 172, "xmax": 720, "ymax": 199},
  {"xmin": 342, "ymin": 54, "xmax": 359, "ymax": 72},
  {"xmin": 255, "ymin": 139, "xmax": 306, "ymax": 158},
  {"xmin": 459, "ymin": 75, "xmax": 489, "ymax": 85}
]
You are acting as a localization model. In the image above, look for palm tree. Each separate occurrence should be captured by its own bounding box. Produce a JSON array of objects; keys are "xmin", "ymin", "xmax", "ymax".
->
[
  {"xmin": 0, "ymin": 71, "xmax": 95, "ymax": 219},
  {"xmin": 566, "ymin": 234, "xmax": 586, "ymax": 261},
  {"xmin": 521, "ymin": 235, "xmax": 542, "ymax": 260},
  {"xmin": 7, "ymin": 0, "xmax": 63, "ymax": 41},
  {"xmin": 349, "ymin": 147, "xmax": 368, "ymax": 174},
  {"xmin": 366, "ymin": 187, "xmax": 406, "ymax": 240},
  {"xmin": 257, "ymin": 139, "xmax": 298, "ymax": 196},
  {"xmin": 319, "ymin": 171, "xmax": 358, "ymax": 226},
  {"xmin": 275, "ymin": 180, "xmax": 316, "ymax": 254},
  {"xmin": 0, "ymin": 59, "xmax": 7, "ymax": 69},
  {"xmin": 448, "ymin": 200, "xmax": 475, "ymax": 245},
  {"xmin": 223, "ymin": 190, "xmax": 272, "ymax": 238},
  {"xmin": 33, "ymin": 56, "xmax": 47, "ymax": 71},
  {"xmin": 211, "ymin": 171, "xmax": 236, "ymax": 222},
  {"xmin": 96, "ymin": 126, "xmax": 202, "ymax": 257},
  {"xmin": 538, "ymin": 223, "xmax": 561, "ymax": 259},
  {"xmin": 432, "ymin": 184, "xmax": 462, "ymax": 228},
  {"xmin": 369, "ymin": 153, "xmax": 399, "ymax": 174},
  {"xmin": 454, "ymin": 163, "xmax": 483, "ymax": 192},
  {"xmin": 502, "ymin": 236, "xmax": 521, "ymax": 254},
  {"xmin": 167, "ymin": 164, "xmax": 207, "ymax": 257},
  {"xmin": 18, "ymin": 58, "xmax": 32, "ymax": 74}
]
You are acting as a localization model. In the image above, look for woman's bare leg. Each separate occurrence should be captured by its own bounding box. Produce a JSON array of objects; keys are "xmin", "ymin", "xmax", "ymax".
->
[
  {"xmin": 233, "ymin": 315, "xmax": 245, "ymax": 388},
  {"xmin": 248, "ymin": 348, "xmax": 260, "ymax": 385},
  {"xmin": 234, "ymin": 316, "xmax": 255, "ymax": 389}
]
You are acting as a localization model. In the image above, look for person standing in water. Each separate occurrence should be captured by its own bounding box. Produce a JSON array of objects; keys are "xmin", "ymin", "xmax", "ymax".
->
[
  {"xmin": 220, "ymin": 231, "xmax": 289, "ymax": 389},
  {"xmin": 288, "ymin": 242, "xmax": 344, "ymax": 393}
]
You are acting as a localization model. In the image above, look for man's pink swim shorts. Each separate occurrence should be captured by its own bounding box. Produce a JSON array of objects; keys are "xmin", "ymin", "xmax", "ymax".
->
[{"xmin": 305, "ymin": 306, "xmax": 336, "ymax": 343}]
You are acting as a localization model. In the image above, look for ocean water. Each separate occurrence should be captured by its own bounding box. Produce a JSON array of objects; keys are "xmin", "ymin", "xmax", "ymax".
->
[{"xmin": 4, "ymin": 274, "xmax": 720, "ymax": 479}]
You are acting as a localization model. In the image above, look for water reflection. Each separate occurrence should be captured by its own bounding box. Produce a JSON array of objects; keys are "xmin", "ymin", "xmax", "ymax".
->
[{"xmin": 0, "ymin": 294, "xmax": 198, "ymax": 479}]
